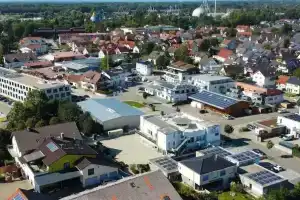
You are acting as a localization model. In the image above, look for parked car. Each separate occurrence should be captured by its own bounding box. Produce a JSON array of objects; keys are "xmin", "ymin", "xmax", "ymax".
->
[
  {"xmin": 283, "ymin": 135, "xmax": 294, "ymax": 141},
  {"xmin": 199, "ymin": 109, "xmax": 208, "ymax": 114},
  {"xmin": 273, "ymin": 164, "xmax": 284, "ymax": 172},
  {"xmin": 222, "ymin": 114, "xmax": 234, "ymax": 120},
  {"xmin": 278, "ymin": 109, "xmax": 289, "ymax": 114},
  {"xmin": 252, "ymin": 149, "xmax": 267, "ymax": 157},
  {"xmin": 247, "ymin": 124, "xmax": 256, "ymax": 130}
]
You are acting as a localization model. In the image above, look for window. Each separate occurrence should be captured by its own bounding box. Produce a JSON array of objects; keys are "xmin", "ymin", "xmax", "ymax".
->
[
  {"xmin": 47, "ymin": 89, "xmax": 51, "ymax": 93},
  {"xmin": 202, "ymin": 175, "xmax": 209, "ymax": 181},
  {"xmin": 64, "ymin": 162, "xmax": 70, "ymax": 169},
  {"xmin": 53, "ymin": 89, "xmax": 58, "ymax": 93},
  {"xmin": 215, "ymin": 132, "xmax": 219, "ymax": 136},
  {"xmin": 220, "ymin": 170, "xmax": 226, "ymax": 176},
  {"xmin": 190, "ymin": 137, "xmax": 194, "ymax": 143},
  {"xmin": 61, "ymin": 93, "xmax": 65, "ymax": 98},
  {"xmin": 65, "ymin": 87, "xmax": 69, "ymax": 91},
  {"xmin": 59, "ymin": 87, "xmax": 63, "ymax": 91},
  {"xmin": 88, "ymin": 168, "xmax": 94, "ymax": 176},
  {"xmin": 55, "ymin": 94, "xmax": 59, "ymax": 98}
]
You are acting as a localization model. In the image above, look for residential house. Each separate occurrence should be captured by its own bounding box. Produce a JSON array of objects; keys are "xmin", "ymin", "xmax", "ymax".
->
[
  {"xmin": 286, "ymin": 76, "xmax": 300, "ymax": 94},
  {"xmin": 66, "ymin": 71, "xmax": 102, "ymax": 92},
  {"xmin": 235, "ymin": 82, "xmax": 284, "ymax": 105},
  {"xmin": 236, "ymin": 25, "xmax": 250, "ymax": 33},
  {"xmin": 20, "ymin": 44, "xmax": 48, "ymax": 56},
  {"xmin": 277, "ymin": 113, "xmax": 300, "ymax": 138},
  {"xmin": 139, "ymin": 113, "xmax": 221, "ymax": 155},
  {"xmin": 148, "ymin": 51, "xmax": 165, "ymax": 65},
  {"xmin": 213, "ymin": 48, "xmax": 233, "ymax": 63},
  {"xmin": 251, "ymin": 68, "xmax": 277, "ymax": 88},
  {"xmin": 276, "ymin": 75, "xmax": 290, "ymax": 90},
  {"xmin": 193, "ymin": 52, "xmax": 207, "ymax": 64},
  {"xmin": 8, "ymin": 123, "xmax": 120, "ymax": 192},
  {"xmin": 145, "ymin": 80, "xmax": 198, "ymax": 102},
  {"xmin": 61, "ymin": 170, "xmax": 183, "ymax": 200},
  {"xmin": 220, "ymin": 39, "xmax": 237, "ymax": 50},
  {"xmin": 219, "ymin": 65, "xmax": 244, "ymax": 77},
  {"xmin": 136, "ymin": 61, "xmax": 153, "ymax": 76},
  {"xmin": 198, "ymin": 57, "xmax": 221, "ymax": 74},
  {"xmin": 19, "ymin": 37, "xmax": 45, "ymax": 46},
  {"xmin": 22, "ymin": 61, "xmax": 53, "ymax": 69},
  {"xmin": 163, "ymin": 61, "xmax": 198, "ymax": 83},
  {"xmin": 178, "ymin": 154, "xmax": 237, "ymax": 190},
  {"xmin": 4, "ymin": 53, "xmax": 38, "ymax": 68},
  {"xmin": 189, "ymin": 74, "xmax": 235, "ymax": 94}
]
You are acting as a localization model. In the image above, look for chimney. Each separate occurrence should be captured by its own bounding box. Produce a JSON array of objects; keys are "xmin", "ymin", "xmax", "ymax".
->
[{"xmin": 60, "ymin": 132, "xmax": 64, "ymax": 139}]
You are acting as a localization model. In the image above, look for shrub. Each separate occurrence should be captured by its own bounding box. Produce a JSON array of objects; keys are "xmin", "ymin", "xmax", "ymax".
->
[
  {"xmin": 239, "ymin": 127, "xmax": 249, "ymax": 132},
  {"xmin": 224, "ymin": 124, "xmax": 234, "ymax": 135},
  {"xmin": 267, "ymin": 140, "xmax": 274, "ymax": 149},
  {"xmin": 130, "ymin": 164, "xmax": 139, "ymax": 174}
]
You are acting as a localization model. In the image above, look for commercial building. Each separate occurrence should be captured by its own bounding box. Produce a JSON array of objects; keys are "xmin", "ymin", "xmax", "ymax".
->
[
  {"xmin": 139, "ymin": 112, "xmax": 221, "ymax": 155},
  {"xmin": 239, "ymin": 164, "xmax": 288, "ymax": 197},
  {"xmin": 178, "ymin": 154, "xmax": 237, "ymax": 190},
  {"xmin": 61, "ymin": 58, "xmax": 100, "ymax": 73},
  {"xmin": 78, "ymin": 98, "xmax": 144, "ymax": 131},
  {"xmin": 136, "ymin": 61, "xmax": 153, "ymax": 76},
  {"xmin": 0, "ymin": 68, "xmax": 71, "ymax": 102},
  {"xmin": 145, "ymin": 80, "xmax": 198, "ymax": 103},
  {"xmin": 189, "ymin": 74, "xmax": 234, "ymax": 94},
  {"xmin": 189, "ymin": 90, "xmax": 250, "ymax": 117},
  {"xmin": 277, "ymin": 113, "xmax": 300, "ymax": 138},
  {"xmin": 61, "ymin": 170, "xmax": 183, "ymax": 200},
  {"xmin": 8, "ymin": 123, "xmax": 120, "ymax": 192}
]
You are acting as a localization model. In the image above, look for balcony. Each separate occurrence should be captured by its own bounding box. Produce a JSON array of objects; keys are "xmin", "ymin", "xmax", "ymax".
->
[
  {"xmin": 35, "ymin": 169, "xmax": 81, "ymax": 186},
  {"xmin": 7, "ymin": 145, "xmax": 18, "ymax": 157}
]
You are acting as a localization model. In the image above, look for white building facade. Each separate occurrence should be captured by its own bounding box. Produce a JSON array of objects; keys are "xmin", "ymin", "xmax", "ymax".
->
[
  {"xmin": 252, "ymin": 71, "xmax": 276, "ymax": 88},
  {"xmin": 0, "ymin": 68, "xmax": 71, "ymax": 102},
  {"xmin": 136, "ymin": 61, "xmax": 153, "ymax": 76},
  {"xmin": 139, "ymin": 113, "xmax": 221, "ymax": 155}
]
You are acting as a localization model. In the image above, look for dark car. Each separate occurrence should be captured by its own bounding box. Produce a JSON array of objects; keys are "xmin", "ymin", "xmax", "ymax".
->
[
  {"xmin": 247, "ymin": 124, "xmax": 256, "ymax": 130},
  {"xmin": 199, "ymin": 109, "xmax": 208, "ymax": 114},
  {"xmin": 252, "ymin": 149, "xmax": 267, "ymax": 157}
]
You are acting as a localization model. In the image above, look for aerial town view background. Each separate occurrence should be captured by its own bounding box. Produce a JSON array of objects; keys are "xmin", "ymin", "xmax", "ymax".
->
[{"xmin": 0, "ymin": 0, "xmax": 300, "ymax": 199}]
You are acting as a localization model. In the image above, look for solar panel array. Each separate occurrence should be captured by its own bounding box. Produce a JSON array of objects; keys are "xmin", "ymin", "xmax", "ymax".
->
[
  {"xmin": 202, "ymin": 147, "xmax": 232, "ymax": 158},
  {"xmin": 285, "ymin": 114, "xmax": 300, "ymax": 122},
  {"xmin": 247, "ymin": 170, "xmax": 283, "ymax": 186},
  {"xmin": 46, "ymin": 142, "xmax": 59, "ymax": 152},
  {"xmin": 189, "ymin": 90, "xmax": 238, "ymax": 109},
  {"xmin": 229, "ymin": 151, "xmax": 260, "ymax": 163},
  {"xmin": 152, "ymin": 157, "xmax": 178, "ymax": 172},
  {"xmin": 12, "ymin": 192, "xmax": 25, "ymax": 200}
]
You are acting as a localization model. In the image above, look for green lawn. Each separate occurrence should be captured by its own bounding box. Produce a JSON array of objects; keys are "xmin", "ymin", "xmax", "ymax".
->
[
  {"xmin": 123, "ymin": 101, "xmax": 145, "ymax": 108},
  {"xmin": 219, "ymin": 192, "xmax": 254, "ymax": 200}
]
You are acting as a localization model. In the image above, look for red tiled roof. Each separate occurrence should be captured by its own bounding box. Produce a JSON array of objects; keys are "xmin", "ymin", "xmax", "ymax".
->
[
  {"xmin": 277, "ymin": 75, "xmax": 290, "ymax": 84},
  {"xmin": 217, "ymin": 48, "xmax": 233, "ymax": 59},
  {"xmin": 236, "ymin": 25, "xmax": 250, "ymax": 29},
  {"xmin": 24, "ymin": 61, "xmax": 52, "ymax": 68},
  {"xmin": 238, "ymin": 32, "xmax": 252, "ymax": 36},
  {"xmin": 67, "ymin": 74, "xmax": 82, "ymax": 83},
  {"xmin": 25, "ymin": 44, "xmax": 42, "ymax": 50},
  {"xmin": 52, "ymin": 51, "xmax": 85, "ymax": 59},
  {"xmin": 118, "ymin": 40, "xmax": 135, "ymax": 48}
]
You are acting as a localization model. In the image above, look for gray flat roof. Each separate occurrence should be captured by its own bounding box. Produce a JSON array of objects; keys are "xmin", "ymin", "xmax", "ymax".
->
[
  {"xmin": 191, "ymin": 74, "xmax": 233, "ymax": 82},
  {"xmin": 150, "ymin": 156, "xmax": 178, "ymax": 174},
  {"xmin": 78, "ymin": 98, "xmax": 144, "ymax": 122}
]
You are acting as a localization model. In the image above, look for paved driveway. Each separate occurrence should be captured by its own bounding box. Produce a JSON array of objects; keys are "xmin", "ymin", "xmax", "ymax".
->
[{"xmin": 101, "ymin": 134, "xmax": 162, "ymax": 165}]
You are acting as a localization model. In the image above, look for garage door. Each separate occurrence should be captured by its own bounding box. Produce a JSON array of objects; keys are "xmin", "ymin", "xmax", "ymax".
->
[{"xmin": 85, "ymin": 176, "xmax": 100, "ymax": 187}]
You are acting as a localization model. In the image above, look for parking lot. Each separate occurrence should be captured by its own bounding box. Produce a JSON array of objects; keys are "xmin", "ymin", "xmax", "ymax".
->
[{"xmin": 101, "ymin": 134, "xmax": 162, "ymax": 165}]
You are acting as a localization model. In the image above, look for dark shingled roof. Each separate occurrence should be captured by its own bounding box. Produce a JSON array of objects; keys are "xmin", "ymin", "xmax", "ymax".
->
[
  {"xmin": 287, "ymin": 76, "xmax": 300, "ymax": 86},
  {"xmin": 4, "ymin": 52, "xmax": 37, "ymax": 63},
  {"xmin": 75, "ymin": 157, "xmax": 119, "ymax": 170},
  {"xmin": 38, "ymin": 137, "xmax": 97, "ymax": 166},
  {"xmin": 12, "ymin": 122, "xmax": 82, "ymax": 154},
  {"xmin": 180, "ymin": 154, "xmax": 235, "ymax": 174},
  {"xmin": 61, "ymin": 170, "xmax": 183, "ymax": 200}
]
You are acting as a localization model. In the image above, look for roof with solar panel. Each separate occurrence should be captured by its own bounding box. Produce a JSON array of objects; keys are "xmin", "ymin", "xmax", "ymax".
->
[
  {"xmin": 226, "ymin": 150, "xmax": 261, "ymax": 166},
  {"xmin": 189, "ymin": 90, "xmax": 245, "ymax": 110},
  {"xmin": 150, "ymin": 156, "xmax": 178, "ymax": 174},
  {"xmin": 199, "ymin": 146, "xmax": 233, "ymax": 158},
  {"xmin": 61, "ymin": 170, "xmax": 183, "ymax": 200},
  {"xmin": 241, "ymin": 164, "xmax": 287, "ymax": 187}
]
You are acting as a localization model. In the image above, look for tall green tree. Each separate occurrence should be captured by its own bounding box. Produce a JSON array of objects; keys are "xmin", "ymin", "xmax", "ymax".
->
[
  {"xmin": 293, "ymin": 68, "xmax": 300, "ymax": 79},
  {"xmin": 101, "ymin": 56, "xmax": 111, "ymax": 71},
  {"xmin": 174, "ymin": 44, "xmax": 189, "ymax": 61}
]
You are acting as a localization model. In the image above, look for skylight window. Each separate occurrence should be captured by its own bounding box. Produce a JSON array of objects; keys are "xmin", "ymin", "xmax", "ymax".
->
[{"xmin": 46, "ymin": 142, "xmax": 59, "ymax": 152}]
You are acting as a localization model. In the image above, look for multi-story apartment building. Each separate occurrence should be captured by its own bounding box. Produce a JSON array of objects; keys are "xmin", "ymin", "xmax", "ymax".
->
[
  {"xmin": 0, "ymin": 68, "xmax": 71, "ymax": 102},
  {"xmin": 145, "ymin": 80, "xmax": 198, "ymax": 102},
  {"xmin": 163, "ymin": 61, "xmax": 198, "ymax": 83},
  {"xmin": 139, "ymin": 112, "xmax": 221, "ymax": 155},
  {"xmin": 189, "ymin": 74, "xmax": 235, "ymax": 94}
]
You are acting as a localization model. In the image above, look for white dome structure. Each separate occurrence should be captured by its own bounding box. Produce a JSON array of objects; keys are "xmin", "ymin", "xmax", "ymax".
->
[{"xmin": 192, "ymin": 7, "xmax": 205, "ymax": 17}]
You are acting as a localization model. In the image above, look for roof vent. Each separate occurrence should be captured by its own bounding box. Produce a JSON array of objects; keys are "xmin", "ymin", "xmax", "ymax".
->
[{"xmin": 130, "ymin": 182, "xmax": 136, "ymax": 188}]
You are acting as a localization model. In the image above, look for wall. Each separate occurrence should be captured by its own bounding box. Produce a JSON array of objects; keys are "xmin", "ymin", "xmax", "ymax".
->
[
  {"xmin": 277, "ymin": 116, "xmax": 300, "ymax": 136},
  {"xmin": 80, "ymin": 164, "xmax": 118, "ymax": 187},
  {"xmin": 199, "ymin": 166, "xmax": 236, "ymax": 187},
  {"xmin": 286, "ymin": 83, "xmax": 300, "ymax": 94},
  {"xmin": 12, "ymin": 136, "xmax": 22, "ymax": 157},
  {"xmin": 240, "ymin": 175, "xmax": 264, "ymax": 197},
  {"xmin": 178, "ymin": 162, "xmax": 200, "ymax": 187},
  {"xmin": 48, "ymin": 155, "xmax": 96, "ymax": 172},
  {"xmin": 102, "ymin": 115, "xmax": 141, "ymax": 131}
]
